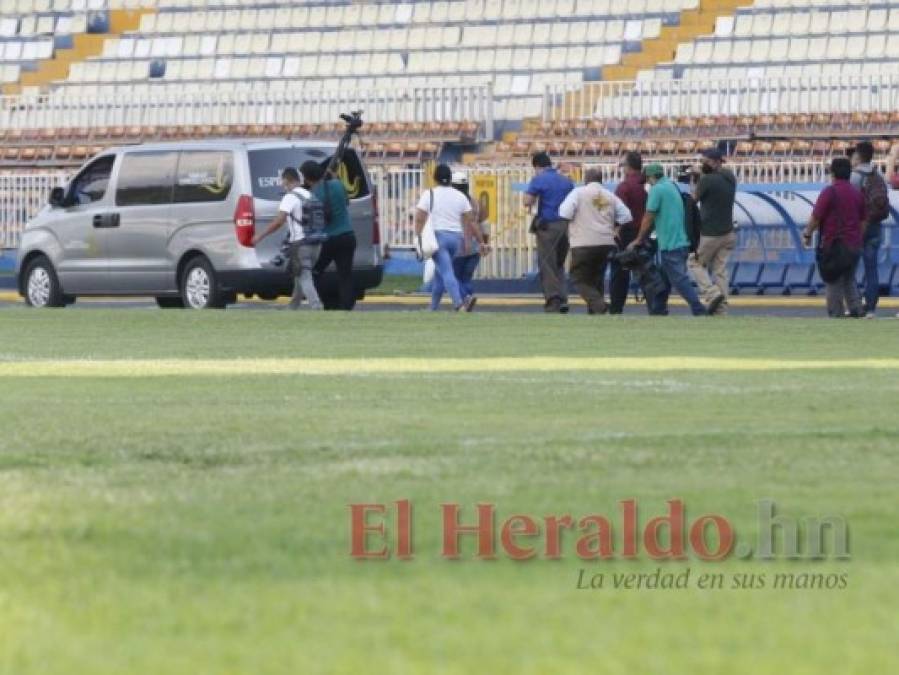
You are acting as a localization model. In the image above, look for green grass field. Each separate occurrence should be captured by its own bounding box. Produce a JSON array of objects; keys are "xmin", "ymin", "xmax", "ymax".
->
[{"xmin": 0, "ymin": 309, "xmax": 896, "ymax": 674}]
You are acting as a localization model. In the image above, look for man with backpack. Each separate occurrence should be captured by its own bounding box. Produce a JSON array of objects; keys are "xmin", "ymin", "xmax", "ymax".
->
[
  {"xmin": 628, "ymin": 164, "xmax": 721, "ymax": 317},
  {"xmin": 851, "ymin": 141, "xmax": 890, "ymax": 317},
  {"xmin": 301, "ymin": 160, "xmax": 357, "ymax": 311},
  {"xmin": 252, "ymin": 167, "xmax": 325, "ymax": 311},
  {"xmin": 687, "ymin": 149, "xmax": 736, "ymax": 315}
]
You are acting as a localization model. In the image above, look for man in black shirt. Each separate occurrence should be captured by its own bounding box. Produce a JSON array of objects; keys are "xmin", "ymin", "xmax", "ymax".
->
[{"xmin": 688, "ymin": 149, "xmax": 737, "ymax": 315}]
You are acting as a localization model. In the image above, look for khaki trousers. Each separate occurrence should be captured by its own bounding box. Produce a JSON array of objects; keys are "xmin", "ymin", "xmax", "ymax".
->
[{"xmin": 688, "ymin": 231, "xmax": 736, "ymax": 305}]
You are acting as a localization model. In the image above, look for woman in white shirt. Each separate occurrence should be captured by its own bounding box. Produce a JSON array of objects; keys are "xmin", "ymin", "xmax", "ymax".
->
[{"xmin": 414, "ymin": 164, "xmax": 478, "ymax": 311}]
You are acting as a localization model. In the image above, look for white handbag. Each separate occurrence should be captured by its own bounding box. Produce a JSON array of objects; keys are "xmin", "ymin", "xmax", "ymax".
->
[
  {"xmin": 415, "ymin": 189, "xmax": 439, "ymax": 261},
  {"xmin": 416, "ymin": 222, "xmax": 439, "ymax": 261}
]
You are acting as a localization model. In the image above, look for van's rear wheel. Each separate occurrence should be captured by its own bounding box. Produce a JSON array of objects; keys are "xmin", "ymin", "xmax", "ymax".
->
[
  {"xmin": 156, "ymin": 297, "xmax": 185, "ymax": 309},
  {"xmin": 180, "ymin": 257, "xmax": 226, "ymax": 310},
  {"xmin": 23, "ymin": 256, "xmax": 65, "ymax": 308}
]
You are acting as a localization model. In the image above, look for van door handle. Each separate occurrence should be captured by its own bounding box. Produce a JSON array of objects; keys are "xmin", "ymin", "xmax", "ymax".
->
[{"xmin": 93, "ymin": 213, "xmax": 120, "ymax": 228}]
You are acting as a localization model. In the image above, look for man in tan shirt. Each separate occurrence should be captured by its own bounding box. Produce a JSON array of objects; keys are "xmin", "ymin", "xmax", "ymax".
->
[{"xmin": 558, "ymin": 168, "xmax": 633, "ymax": 314}]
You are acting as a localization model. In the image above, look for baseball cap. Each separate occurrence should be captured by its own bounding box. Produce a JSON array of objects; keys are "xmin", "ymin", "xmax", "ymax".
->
[
  {"xmin": 701, "ymin": 148, "xmax": 725, "ymax": 162},
  {"xmin": 643, "ymin": 163, "xmax": 665, "ymax": 179},
  {"xmin": 451, "ymin": 170, "xmax": 469, "ymax": 185}
]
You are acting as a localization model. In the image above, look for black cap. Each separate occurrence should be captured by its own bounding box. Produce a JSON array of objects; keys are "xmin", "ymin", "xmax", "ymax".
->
[{"xmin": 701, "ymin": 148, "xmax": 725, "ymax": 162}]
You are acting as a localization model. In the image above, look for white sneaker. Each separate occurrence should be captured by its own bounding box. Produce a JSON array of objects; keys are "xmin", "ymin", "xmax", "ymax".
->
[{"xmin": 864, "ymin": 312, "xmax": 876, "ymax": 319}]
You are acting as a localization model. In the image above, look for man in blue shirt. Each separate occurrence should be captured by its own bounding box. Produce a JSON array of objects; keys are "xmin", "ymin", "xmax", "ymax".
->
[{"xmin": 523, "ymin": 152, "xmax": 574, "ymax": 313}]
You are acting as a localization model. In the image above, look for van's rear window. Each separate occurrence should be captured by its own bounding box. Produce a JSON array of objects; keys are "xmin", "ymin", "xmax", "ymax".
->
[{"xmin": 248, "ymin": 147, "xmax": 369, "ymax": 201}]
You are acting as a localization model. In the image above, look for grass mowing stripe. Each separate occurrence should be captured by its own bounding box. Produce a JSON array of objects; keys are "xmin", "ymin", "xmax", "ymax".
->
[{"xmin": 2, "ymin": 356, "xmax": 899, "ymax": 377}]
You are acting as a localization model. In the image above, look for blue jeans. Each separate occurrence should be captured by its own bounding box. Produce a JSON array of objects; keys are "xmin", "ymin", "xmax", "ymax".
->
[
  {"xmin": 430, "ymin": 230, "xmax": 464, "ymax": 310},
  {"xmin": 453, "ymin": 253, "xmax": 481, "ymax": 300},
  {"xmin": 658, "ymin": 247, "xmax": 706, "ymax": 316},
  {"xmin": 862, "ymin": 223, "xmax": 882, "ymax": 312}
]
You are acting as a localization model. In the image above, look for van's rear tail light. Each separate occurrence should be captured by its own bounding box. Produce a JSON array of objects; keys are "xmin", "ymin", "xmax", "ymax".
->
[
  {"xmin": 371, "ymin": 189, "xmax": 381, "ymax": 247},
  {"xmin": 234, "ymin": 194, "xmax": 255, "ymax": 247}
]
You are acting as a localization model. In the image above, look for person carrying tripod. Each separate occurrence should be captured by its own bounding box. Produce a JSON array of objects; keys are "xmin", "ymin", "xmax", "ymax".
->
[{"xmin": 301, "ymin": 160, "xmax": 357, "ymax": 311}]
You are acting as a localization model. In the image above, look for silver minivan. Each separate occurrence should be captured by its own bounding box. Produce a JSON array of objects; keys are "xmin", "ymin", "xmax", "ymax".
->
[{"xmin": 16, "ymin": 140, "xmax": 383, "ymax": 309}]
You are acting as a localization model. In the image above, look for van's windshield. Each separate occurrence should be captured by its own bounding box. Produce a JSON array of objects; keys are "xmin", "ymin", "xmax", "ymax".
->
[{"xmin": 248, "ymin": 147, "xmax": 370, "ymax": 202}]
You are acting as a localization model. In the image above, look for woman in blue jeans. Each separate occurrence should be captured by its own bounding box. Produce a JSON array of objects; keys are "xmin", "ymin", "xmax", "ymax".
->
[
  {"xmin": 415, "ymin": 165, "xmax": 486, "ymax": 311},
  {"xmin": 449, "ymin": 171, "xmax": 490, "ymax": 299}
]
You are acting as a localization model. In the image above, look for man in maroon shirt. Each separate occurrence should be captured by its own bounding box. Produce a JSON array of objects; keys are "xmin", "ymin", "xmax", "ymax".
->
[
  {"xmin": 802, "ymin": 157, "xmax": 866, "ymax": 318},
  {"xmin": 611, "ymin": 152, "xmax": 648, "ymax": 313}
]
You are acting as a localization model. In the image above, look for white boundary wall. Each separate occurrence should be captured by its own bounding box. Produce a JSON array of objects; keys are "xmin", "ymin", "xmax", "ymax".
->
[
  {"xmin": 544, "ymin": 75, "xmax": 899, "ymax": 121},
  {"xmin": 0, "ymin": 84, "xmax": 494, "ymax": 138}
]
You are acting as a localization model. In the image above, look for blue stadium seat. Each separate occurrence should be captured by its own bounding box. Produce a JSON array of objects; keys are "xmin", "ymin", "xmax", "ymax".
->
[
  {"xmin": 757, "ymin": 262, "xmax": 787, "ymax": 294},
  {"xmin": 784, "ymin": 263, "xmax": 813, "ymax": 295},
  {"xmin": 732, "ymin": 262, "xmax": 761, "ymax": 293}
]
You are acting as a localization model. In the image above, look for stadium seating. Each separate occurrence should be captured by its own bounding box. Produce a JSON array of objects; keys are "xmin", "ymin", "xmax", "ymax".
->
[
  {"xmin": 2, "ymin": 0, "xmax": 702, "ymax": 120},
  {"xmin": 1, "ymin": 0, "xmax": 898, "ymax": 169}
]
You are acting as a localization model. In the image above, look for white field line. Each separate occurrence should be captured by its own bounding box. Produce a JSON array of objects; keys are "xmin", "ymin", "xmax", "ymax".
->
[{"xmin": 1, "ymin": 357, "xmax": 899, "ymax": 377}]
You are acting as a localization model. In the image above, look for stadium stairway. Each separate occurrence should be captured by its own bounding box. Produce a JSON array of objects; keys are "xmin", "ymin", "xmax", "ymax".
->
[
  {"xmin": 3, "ymin": 9, "xmax": 150, "ymax": 96},
  {"xmin": 473, "ymin": 0, "xmax": 755, "ymax": 163},
  {"xmin": 603, "ymin": 0, "xmax": 751, "ymax": 81}
]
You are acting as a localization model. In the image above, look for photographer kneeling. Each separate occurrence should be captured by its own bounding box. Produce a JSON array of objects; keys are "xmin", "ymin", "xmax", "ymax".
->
[{"xmin": 558, "ymin": 168, "xmax": 633, "ymax": 314}]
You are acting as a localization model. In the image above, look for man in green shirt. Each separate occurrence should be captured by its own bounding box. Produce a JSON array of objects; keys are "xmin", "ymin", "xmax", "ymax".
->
[
  {"xmin": 302, "ymin": 160, "xmax": 357, "ymax": 311},
  {"xmin": 688, "ymin": 149, "xmax": 736, "ymax": 314},
  {"xmin": 630, "ymin": 164, "xmax": 721, "ymax": 316}
]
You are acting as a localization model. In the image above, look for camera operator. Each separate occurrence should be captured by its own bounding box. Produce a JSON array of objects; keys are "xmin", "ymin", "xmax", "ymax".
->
[
  {"xmin": 523, "ymin": 152, "xmax": 575, "ymax": 313},
  {"xmin": 628, "ymin": 164, "xmax": 720, "ymax": 316},
  {"xmin": 558, "ymin": 168, "xmax": 633, "ymax": 315},
  {"xmin": 687, "ymin": 149, "xmax": 736, "ymax": 315},
  {"xmin": 302, "ymin": 160, "xmax": 357, "ymax": 311}
]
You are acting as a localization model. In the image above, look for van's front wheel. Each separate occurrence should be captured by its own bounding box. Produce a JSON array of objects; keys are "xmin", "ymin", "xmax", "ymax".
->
[
  {"xmin": 23, "ymin": 256, "xmax": 65, "ymax": 308},
  {"xmin": 181, "ymin": 257, "xmax": 226, "ymax": 310}
]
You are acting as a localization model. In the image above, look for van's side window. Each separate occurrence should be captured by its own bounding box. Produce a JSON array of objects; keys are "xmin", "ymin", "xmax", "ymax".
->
[
  {"xmin": 174, "ymin": 151, "xmax": 234, "ymax": 203},
  {"xmin": 69, "ymin": 155, "xmax": 115, "ymax": 206},
  {"xmin": 115, "ymin": 152, "xmax": 178, "ymax": 207}
]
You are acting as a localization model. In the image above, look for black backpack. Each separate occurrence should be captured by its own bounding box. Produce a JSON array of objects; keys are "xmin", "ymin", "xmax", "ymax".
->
[
  {"xmin": 681, "ymin": 191, "xmax": 702, "ymax": 253},
  {"xmin": 862, "ymin": 170, "xmax": 890, "ymax": 224}
]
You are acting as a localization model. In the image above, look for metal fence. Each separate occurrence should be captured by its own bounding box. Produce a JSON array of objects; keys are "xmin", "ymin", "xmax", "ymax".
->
[
  {"xmin": 4, "ymin": 163, "xmax": 895, "ymax": 281},
  {"xmin": 544, "ymin": 75, "xmax": 899, "ymax": 121},
  {"xmin": 0, "ymin": 172, "xmax": 67, "ymax": 249},
  {"xmin": 0, "ymin": 84, "xmax": 494, "ymax": 139}
]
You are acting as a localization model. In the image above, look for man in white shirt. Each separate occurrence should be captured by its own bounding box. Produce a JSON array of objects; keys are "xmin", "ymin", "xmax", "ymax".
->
[
  {"xmin": 253, "ymin": 167, "xmax": 323, "ymax": 310},
  {"xmin": 414, "ymin": 164, "xmax": 480, "ymax": 311},
  {"xmin": 559, "ymin": 168, "xmax": 633, "ymax": 314}
]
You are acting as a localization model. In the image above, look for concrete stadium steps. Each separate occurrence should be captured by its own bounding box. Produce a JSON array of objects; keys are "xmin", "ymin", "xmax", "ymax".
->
[
  {"xmin": 3, "ymin": 9, "xmax": 151, "ymax": 96},
  {"xmin": 545, "ymin": 0, "xmax": 752, "ymax": 120},
  {"xmin": 485, "ymin": 0, "xmax": 753, "ymax": 164}
]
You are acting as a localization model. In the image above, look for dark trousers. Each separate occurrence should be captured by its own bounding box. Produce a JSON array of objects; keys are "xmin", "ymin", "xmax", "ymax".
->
[
  {"xmin": 535, "ymin": 219, "xmax": 569, "ymax": 306},
  {"xmin": 313, "ymin": 231, "xmax": 357, "ymax": 310},
  {"xmin": 609, "ymin": 224, "xmax": 637, "ymax": 313},
  {"xmin": 861, "ymin": 224, "xmax": 882, "ymax": 312},
  {"xmin": 570, "ymin": 245, "xmax": 616, "ymax": 314}
]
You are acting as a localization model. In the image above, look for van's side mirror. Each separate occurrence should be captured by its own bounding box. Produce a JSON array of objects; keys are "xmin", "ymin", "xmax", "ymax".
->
[{"xmin": 48, "ymin": 187, "xmax": 65, "ymax": 208}]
